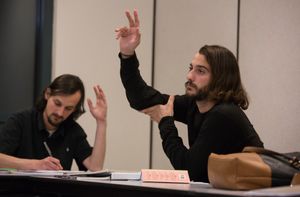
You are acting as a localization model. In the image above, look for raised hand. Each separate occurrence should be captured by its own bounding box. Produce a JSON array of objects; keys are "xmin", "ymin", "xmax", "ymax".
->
[
  {"xmin": 87, "ymin": 85, "xmax": 107, "ymax": 123},
  {"xmin": 141, "ymin": 96, "xmax": 175, "ymax": 123},
  {"xmin": 115, "ymin": 9, "xmax": 141, "ymax": 56}
]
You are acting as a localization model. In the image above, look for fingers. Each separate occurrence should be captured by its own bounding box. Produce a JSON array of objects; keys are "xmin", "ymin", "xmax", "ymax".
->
[
  {"xmin": 125, "ymin": 10, "xmax": 134, "ymax": 27},
  {"xmin": 167, "ymin": 95, "xmax": 174, "ymax": 106},
  {"xmin": 88, "ymin": 85, "xmax": 107, "ymax": 108},
  {"xmin": 141, "ymin": 105, "xmax": 156, "ymax": 115},
  {"xmin": 87, "ymin": 98, "xmax": 93, "ymax": 110},
  {"xmin": 133, "ymin": 9, "xmax": 140, "ymax": 27},
  {"xmin": 93, "ymin": 85, "xmax": 103, "ymax": 99},
  {"xmin": 45, "ymin": 157, "xmax": 63, "ymax": 170},
  {"xmin": 115, "ymin": 27, "xmax": 129, "ymax": 39},
  {"xmin": 115, "ymin": 10, "xmax": 139, "ymax": 40},
  {"xmin": 126, "ymin": 9, "xmax": 139, "ymax": 28},
  {"xmin": 95, "ymin": 85, "xmax": 107, "ymax": 104},
  {"xmin": 167, "ymin": 95, "xmax": 175, "ymax": 116}
]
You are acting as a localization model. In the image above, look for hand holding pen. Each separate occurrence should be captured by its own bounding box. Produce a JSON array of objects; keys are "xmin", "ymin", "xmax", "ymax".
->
[
  {"xmin": 37, "ymin": 157, "xmax": 63, "ymax": 170},
  {"xmin": 34, "ymin": 141, "xmax": 64, "ymax": 170}
]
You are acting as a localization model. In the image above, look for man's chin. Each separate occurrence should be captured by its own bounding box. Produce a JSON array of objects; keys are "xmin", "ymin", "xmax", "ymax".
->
[
  {"xmin": 48, "ymin": 118, "xmax": 63, "ymax": 128},
  {"xmin": 185, "ymin": 90, "xmax": 197, "ymax": 97},
  {"xmin": 185, "ymin": 88, "xmax": 197, "ymax": 96}
]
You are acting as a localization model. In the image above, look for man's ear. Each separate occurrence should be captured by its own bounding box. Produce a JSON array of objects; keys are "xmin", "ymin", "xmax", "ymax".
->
[{"xmin": 44, "ymin": 88, "xmax": 51, "ymax": 100}]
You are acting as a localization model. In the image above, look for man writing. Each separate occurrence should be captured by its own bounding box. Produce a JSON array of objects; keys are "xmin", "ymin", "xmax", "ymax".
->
[
  {"xmin": 0, "ymin": 74, "xmax": 107, "ymax": 171},
  {"xmin": 115, "ymin": 10, "xmax": 264, "ymax": 182}
]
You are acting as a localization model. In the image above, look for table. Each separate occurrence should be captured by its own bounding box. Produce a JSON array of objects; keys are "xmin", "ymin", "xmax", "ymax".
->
[{"xmin": 0, "ymin": 175, "xmax": 299, "ymax": 197}]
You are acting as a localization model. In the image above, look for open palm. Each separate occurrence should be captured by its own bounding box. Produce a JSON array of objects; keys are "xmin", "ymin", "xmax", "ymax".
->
[{"xmin": 88, "ymin": 85, "xmax": 107, "ymax": 122}]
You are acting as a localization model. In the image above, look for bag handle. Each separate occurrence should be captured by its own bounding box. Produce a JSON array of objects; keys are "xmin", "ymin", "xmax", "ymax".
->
[{"xmin": 243, "ymin": 146, "xmax": 300, "ymax": 170}]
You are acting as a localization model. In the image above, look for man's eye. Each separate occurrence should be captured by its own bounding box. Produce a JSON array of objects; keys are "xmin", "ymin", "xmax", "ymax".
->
[
  {"xmin": 197, "ymin": 69, "xmax": 205, "ymax": 74},
  {"xmin": 65, "ymin": 107, "xmax": 73, "ymax": 111},
  {"xmin": 54, "ymin": 101, "xmax": 61, "ymax": 106}
]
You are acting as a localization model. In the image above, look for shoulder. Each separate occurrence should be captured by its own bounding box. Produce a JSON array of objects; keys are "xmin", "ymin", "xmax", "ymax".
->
[
  {"xmin": 205, "ymin": 102, "xmax": 247, "ymax": 124},
  {"xmin": 63, "ymin": 118, "xmax": 87, "ymax": 137},
  {"xmin": 5, "ymin": 108, "xmax": 36, "ymax": 123},
  {"xmin": 207, "ymin": 103, "xmax": 253, "ymax": 131},
  {"xmin": 210, "ymin": 102, "xmax": 242, "ymax": 116},
  {"xmin": 1, "ymin": 108, "xmax": 37, "ymax": 134}
]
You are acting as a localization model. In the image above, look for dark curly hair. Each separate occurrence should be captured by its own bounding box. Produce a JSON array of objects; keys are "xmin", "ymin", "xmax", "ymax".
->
[
  {"xmin": 199, "ymin": 45, "xmax": 249, "ymax": 110},
  {"xmin": 35, "ymin": 74, "xmax": 85, "ymax": 120}
]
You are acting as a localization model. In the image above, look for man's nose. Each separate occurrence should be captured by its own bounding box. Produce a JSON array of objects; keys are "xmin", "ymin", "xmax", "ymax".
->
[
  {"xmin": 56, "ymin": 107, "xmax": 64, "ymax": 116},
  {"xmin": 186, "ymin": 70, "xmax": 194, "ymax": 81}
]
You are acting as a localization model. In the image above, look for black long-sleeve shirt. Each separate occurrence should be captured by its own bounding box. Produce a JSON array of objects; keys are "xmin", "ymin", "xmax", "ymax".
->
[{"xmin": 119, "ymin": 53, "xmax": 264, "ymax": 182}]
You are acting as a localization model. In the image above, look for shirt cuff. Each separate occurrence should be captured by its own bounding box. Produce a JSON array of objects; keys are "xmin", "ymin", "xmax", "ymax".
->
[{"xmin": 158, "ymin": 116, "xmax": 178, "ymax": 140}]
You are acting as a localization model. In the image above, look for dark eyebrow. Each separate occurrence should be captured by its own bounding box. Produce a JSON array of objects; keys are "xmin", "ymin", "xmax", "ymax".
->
[{"xmin": 190, "ymin": 63, "xmax": 209, "ymax": 71}]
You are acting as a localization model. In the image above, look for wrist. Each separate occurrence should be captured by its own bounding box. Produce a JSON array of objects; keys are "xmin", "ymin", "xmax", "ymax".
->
[
  {"xmin": 96, "ymin": 119, "xmax": 107, "ymax": 125},
  {"xmin": 120, "ymin": 52, "xmax": 134, "ymax": 59}
]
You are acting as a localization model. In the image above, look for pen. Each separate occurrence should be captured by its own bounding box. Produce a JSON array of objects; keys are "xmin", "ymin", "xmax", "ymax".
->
[{"xmin": 43, "ymin": 141, "xmax": 53, "ymax": 157}]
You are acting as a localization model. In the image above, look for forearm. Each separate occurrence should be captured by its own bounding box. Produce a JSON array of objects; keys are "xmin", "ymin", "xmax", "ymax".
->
[
  {"xmin": 159, "ymin": 117, "xmax": 187, "ymax": 168},
  {"xmin": 158, "ymin": 118, "xmax": 210, "ymax": 182},
  {"xmin": 0, "ymin": 153, "xmax": 37, "ymax": 170},
  {"xmin": 83, "ymin": 120, "xmax": 106, "ymax": 171},
  {"xmin": 119, "ymin": 53, "xmax": 168, "ymax": 110}
]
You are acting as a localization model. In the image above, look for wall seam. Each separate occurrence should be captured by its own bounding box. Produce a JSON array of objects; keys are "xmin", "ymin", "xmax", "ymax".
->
[
  {"xmin": 149, "ymin": 0, "xmax": 157, "ymax": 169},
  {"xmin": 236, "ymin": 0, "xmax": 240, "ymax": 61}
]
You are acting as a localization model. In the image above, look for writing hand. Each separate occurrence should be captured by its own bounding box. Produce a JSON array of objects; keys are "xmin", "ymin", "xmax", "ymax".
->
[{"xmin": 33, "ymin": 156, "xmax": 63, "ymax": 170}]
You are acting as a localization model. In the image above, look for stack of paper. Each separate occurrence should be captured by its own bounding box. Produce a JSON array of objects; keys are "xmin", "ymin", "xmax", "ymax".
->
[
  {"xmin": 110, "ymin": 171, "xmax": 141, "ymax": 180},
  {"xmin": 0, "ymin": 169, "xmax": 111, "ymax": 178}
]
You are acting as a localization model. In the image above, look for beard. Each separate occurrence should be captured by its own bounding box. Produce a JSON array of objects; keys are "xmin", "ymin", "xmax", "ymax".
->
[
  {"xmin": 185, "ymin": 81, "xmax": 209, "ymax": 101},
  {"xmin": 47, "ymin": 113, "xmax": 64, "ymax": 128}
]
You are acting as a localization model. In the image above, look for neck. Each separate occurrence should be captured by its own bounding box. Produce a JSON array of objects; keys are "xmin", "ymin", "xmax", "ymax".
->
[{"xmin": 196, "ymin": 100, "xmax": 215, "ymax": 113}]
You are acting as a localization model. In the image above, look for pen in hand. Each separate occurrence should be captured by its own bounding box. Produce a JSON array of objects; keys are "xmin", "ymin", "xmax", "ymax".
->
[
  {"xmin": 42, "ymin": 141, "xmax": 63, "ymax": 170},
  {"xmin": 43, "ymin": 141, "xmax": 53, "ymax": 157}
]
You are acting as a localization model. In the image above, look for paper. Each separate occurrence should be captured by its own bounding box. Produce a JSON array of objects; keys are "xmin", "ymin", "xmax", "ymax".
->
[
  {"xmin": 10, "ymin": 170, "xmax": 75, "ymax": 176},
  {"xmin": 110, "ymin": 171, "xmax": 141, "ymax": 180},
  {"xmin": 1, "ymin": 169, "xmax": 111, "ymax": 178}
]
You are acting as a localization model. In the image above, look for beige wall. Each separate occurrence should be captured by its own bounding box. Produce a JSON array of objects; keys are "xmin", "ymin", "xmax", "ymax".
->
[
  {"xmin": 52, "ymin": 0, "xmax": 300, "ymax": 171},
  {"xmin": 239, "ymin": 0, "xmax": 300, "ymax": 152},
  {"xmin": 53, "ymin": 0, "xmax": 154, "ymax": 170},
  {"xmin": 152, "ymin": 0, "xmax": 238, "ymax": 169}
]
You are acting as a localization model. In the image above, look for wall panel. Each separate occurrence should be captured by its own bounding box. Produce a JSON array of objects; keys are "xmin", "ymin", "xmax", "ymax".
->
[
  {"xmin": 152, "ymin": 0, "xmax": 238, "ymax": 169},
  {"xmin": 239, "ymin": 0, "xmax": 300, "ymax": 152},
  {"xmin": 52, "ymin": 0, "xmax": 154, "ymax": 170}
]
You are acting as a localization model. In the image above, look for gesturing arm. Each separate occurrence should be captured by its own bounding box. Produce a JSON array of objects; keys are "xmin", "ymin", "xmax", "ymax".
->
[
  {"xmin": 82, "ymin": 85, "xmax": 107, "ymax": 171},
  {"xmin": 116, "ymin": 10, "xmax": 168, "ymax": 110}
]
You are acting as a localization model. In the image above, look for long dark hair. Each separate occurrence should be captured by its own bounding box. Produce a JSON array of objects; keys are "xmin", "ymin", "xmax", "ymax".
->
[
  {"xmin": 199, "ymin": 45, "xmax": 249, "ymax": 110},
  {"xmin": 35, "ymin": 74, "xmax": 85, "ymax": 120}
]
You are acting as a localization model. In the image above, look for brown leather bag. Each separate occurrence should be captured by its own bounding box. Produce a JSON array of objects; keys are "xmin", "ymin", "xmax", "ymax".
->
[{"xmin": 208, "ymin": 147, "xmax": 300, "ymax": 190}]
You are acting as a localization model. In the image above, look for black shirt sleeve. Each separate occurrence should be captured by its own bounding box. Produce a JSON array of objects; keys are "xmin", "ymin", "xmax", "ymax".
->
[
  {"xmin": 69, "ymin": 123, "xmax": 92, "ymax": 170},
  {"xmin": 119, "ymin": 53, "xmax": 168, "ymax": 110},
  {"xmin": 119, "ymin": 53, "xmax": 190, "ymax": 124},
  {"xmin": 0, "ymin": 113, "xmax": 24, "ymax": 154}
]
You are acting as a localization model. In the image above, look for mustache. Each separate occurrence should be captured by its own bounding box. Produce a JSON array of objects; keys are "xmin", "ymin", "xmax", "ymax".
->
[
  {"xmin": 52, "ymin": 113, "xmax": 63, "ymax": 119},
  {"xmin": 185, "ymin": 81, "xmax": 197, "ymax": 89}
]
